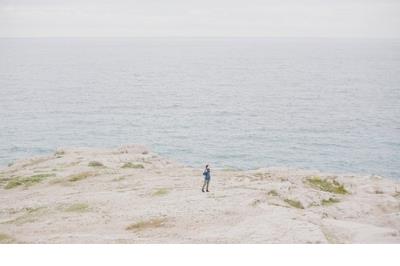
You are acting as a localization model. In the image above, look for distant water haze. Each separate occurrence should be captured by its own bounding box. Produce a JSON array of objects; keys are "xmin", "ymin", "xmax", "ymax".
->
[
  {"xmin": 0, "ymin": 37, "xmax": 399, "ymax": 178},
  {"xmin": 1, "ymin": 0, "xmax": 399, "ymax": 38}
]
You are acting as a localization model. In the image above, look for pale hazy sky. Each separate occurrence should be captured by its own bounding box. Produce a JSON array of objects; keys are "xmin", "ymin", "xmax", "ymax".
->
[{"xmin": 0, "ymin": 0, "xmax": 399, "ymax": 38}]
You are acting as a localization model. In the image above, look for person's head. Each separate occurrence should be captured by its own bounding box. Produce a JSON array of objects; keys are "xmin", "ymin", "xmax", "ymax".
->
[{"xmin": 205, "ymin": 164, "xmax": 209, "ymax": 169}]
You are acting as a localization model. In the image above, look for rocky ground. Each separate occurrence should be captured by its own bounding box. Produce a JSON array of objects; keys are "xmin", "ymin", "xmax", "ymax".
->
[{"xmin": 0, "ymin": 145, "xmax": 399, "ymax": 243}]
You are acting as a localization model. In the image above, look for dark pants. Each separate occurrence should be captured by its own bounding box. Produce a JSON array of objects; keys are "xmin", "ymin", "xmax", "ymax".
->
[{"xmin": 202, "ymin": 178, "xmax": 210, "ymax": 191}]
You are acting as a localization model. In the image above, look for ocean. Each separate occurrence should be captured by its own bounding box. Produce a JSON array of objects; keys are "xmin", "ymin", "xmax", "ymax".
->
[{"xmin": 0, "ymin": 37, "xmax": 399, "ymax": 178}]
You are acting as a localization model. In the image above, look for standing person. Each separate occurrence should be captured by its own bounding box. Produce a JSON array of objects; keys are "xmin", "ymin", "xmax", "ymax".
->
[{"xmin": 202, "ymin": 164, "xmax": 211, "ymax": 192}]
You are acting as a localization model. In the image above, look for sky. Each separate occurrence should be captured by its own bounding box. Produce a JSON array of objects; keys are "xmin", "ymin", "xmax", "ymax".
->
[{"xmin": 0, "ymin": 0, "xmax": 399, "ymax": 38}]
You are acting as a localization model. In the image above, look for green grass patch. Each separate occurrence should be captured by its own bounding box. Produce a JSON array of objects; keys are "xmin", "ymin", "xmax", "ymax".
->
[
  {"xmin": 284, "ymin": 198, "xmax": 304, "ymax": 209},
  {"xmin": 0, "ymin": 233, "xmax": 14, "ymax": 243},
  {"xmin": 152, "ymin": 188, "xmax": 169, "ymax": 196},
  {"xmin": 2, "ymin": 207, "xmax": 47, "ymax": 225},
  {"xmin": 64, "ymin": 203, "xmax": 89, "ymax": 213},
  {"xmin": 307, "ymin": 176, "xmax": 348, "ymax": 194},
  {"xmin": 4, "ymin": 179, "xmax": 22, "ymax": 189},
  {"xmin": 321, "ymin": 197, "xmax": 340, "ymax": 206},
  {"xmin": 126, "ymin": 217, "xmax": 167, "ymax": 231},
  {"xmin": 0, "ymin": 176, "xmax": 12, "ymax": 185},
  {"xmin": 68, "ymin": 172, "xmax": 95, "ymax": 182},
  {"xmin": 4, "ymin": 174, "xmax": 55, "ymax": 189},
  {"xmin": 267, "ymin": 190, "xmax": 279, "ymax": 196},
  {"xmin": 121, "ymin": 162, "xmax": 144, "ymax": 169},
  {"xmin": 88, "ymin": 161, "xmax": 104, "ymax": 167}
]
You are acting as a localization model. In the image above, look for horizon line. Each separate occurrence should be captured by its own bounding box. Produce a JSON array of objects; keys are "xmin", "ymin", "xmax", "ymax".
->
[{"xmin": 0, "ymin": 36, "xmax": 399, "ymax": 40}]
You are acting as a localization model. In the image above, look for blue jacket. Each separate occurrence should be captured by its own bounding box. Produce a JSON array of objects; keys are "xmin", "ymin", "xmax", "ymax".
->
[{"xmin": 203, "ymin": 168, "xmax": 211, "ymax": 179}]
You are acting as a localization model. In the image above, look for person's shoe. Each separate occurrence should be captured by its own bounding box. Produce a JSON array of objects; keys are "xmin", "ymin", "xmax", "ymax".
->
[
  {"xmin": 202, "ymin": 189, "xmax": 205, "ymax": 192},
  {"xmin": 206, "ymin": 190, "xmax": 209, "ymax": 192}
]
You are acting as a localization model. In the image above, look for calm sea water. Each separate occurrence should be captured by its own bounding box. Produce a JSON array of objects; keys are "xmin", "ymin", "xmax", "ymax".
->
[{"xmin": 0, "ymin": 38, "xmax": 399, "ymax": 178}]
